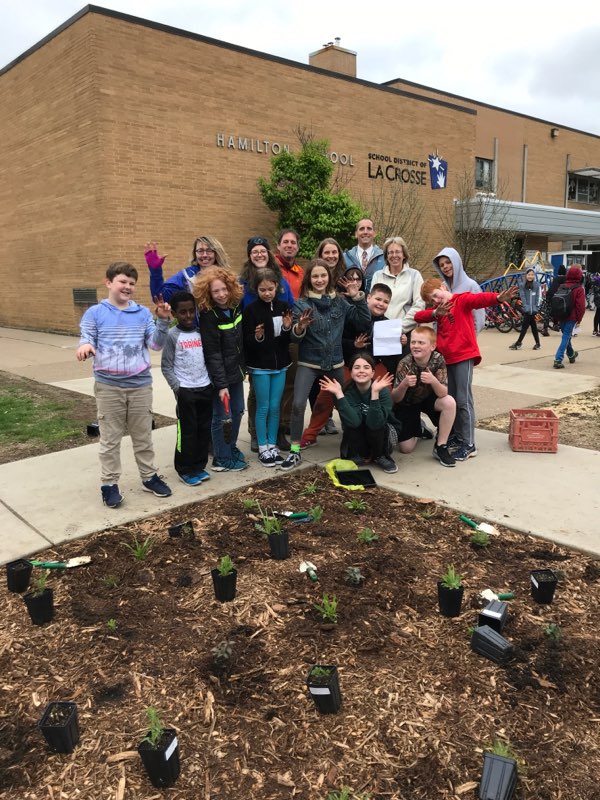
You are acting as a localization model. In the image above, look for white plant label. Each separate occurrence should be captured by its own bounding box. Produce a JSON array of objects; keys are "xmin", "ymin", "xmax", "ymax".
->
[
  {"xmin": 309, "ymin": 687, "xmax": 331, "ymax": 696},
  {"xmin": 482, "ymin": 609, "xmax": 503, "ymax": 619},
  {"xmin": 531, "ymin": 576, "xmax": 539, "ymax": 588},
  {"xmin": 164, "ymin": 736, "xmax": 178, "ymax": 761}
]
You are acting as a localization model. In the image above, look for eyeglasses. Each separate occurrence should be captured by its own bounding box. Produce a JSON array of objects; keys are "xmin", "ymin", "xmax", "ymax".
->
[
  {"xmin": 387, "ymin": 251, "xmax": 404, "ymax": 258},
  {"xmin": 251, "ymin": 249, "xmax": 269, "ymax": 257},
  {"xmin": 195, "ymin": 248, "xmax": 214, "ymax": 255}
]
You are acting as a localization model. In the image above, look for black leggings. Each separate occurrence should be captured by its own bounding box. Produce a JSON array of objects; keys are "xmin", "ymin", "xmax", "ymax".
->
[
  {"xmin": 516, "ymin": 312, "xmax": 540, "ymax": 345},
  {"xmin": 594, "ymin": 307, "xmax": 600, "ymax": 333}
]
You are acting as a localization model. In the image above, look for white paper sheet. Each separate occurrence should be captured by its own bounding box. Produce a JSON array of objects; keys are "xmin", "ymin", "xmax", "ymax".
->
[{"xmin": 372, "ymin": 319, "xmax": 403, "ymax": 356}]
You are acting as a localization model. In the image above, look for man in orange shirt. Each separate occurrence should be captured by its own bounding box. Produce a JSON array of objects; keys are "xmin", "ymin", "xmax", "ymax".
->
[{"xmin": 274, "ymin": 229, "xmax": 304, "ymax": 298}]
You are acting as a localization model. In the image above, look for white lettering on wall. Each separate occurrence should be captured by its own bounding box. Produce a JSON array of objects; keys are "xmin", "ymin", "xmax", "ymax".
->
[{"xmin": 216, "ymin": 133, "xmax": 290, "ymax": 155}]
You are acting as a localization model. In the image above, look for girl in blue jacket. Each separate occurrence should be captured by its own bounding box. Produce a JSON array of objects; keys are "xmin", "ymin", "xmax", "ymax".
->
[{"xmin": 509, "ymin": 268, "xmax": 541, "ymax": 350}]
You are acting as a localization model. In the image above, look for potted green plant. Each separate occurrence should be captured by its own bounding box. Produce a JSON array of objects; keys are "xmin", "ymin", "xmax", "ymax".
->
[
  {"xmin": 168, "ymin": 520, "xmax": 194, "ymax": 538},
  {"xmin": 211, "ymin": 555, "xmax": 237, "ymax": 602},
  {"xmin": 137, "ymin": 707, "xmax": 180, "ymax": 789},
  {"xmin": 306, "ymin": 665, "xmax": 342, "ymax": 714},
  {"xmin": 313, "ymin": 593, "xmax": 338, "ymax": 628},
  {"xmin": 6, "ymin": 558, "xmax": 33, "ymax": 593},
  {"xmin": 23, "ymin": 573, "xmax": 54, "ymax": 625},
  {"xmin": 255, "ymin": 504, "xmax": 289, "ymax": 560},
  {"xmin": 437, "ymin": 564, "xmax": 464, "ymax": 617},
  {"xmin": 479, "ymin": 739, "xmax": 519, "ymax": 800},
  {"xmin": 39, "ymin": 701, "xmax": 80, "ymax": 753},
  {"xmin": 530, "ymin": 568, "xmax": 557, "ymax": 604}
]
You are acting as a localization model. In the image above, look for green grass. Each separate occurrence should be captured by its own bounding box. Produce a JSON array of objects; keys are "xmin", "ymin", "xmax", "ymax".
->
[{"xmin": 0, "ymin": 388, "xmax": 81, "ymax": 445}]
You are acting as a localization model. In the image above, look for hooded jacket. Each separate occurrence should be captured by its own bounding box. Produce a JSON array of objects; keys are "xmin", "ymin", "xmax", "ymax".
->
[
  {"xmin": 560, "ymin": 266, "xmax": 586, "ymax": 323},
  {"xmin": 518, "ymin": 272, "xmax": 542, "ymax": 315},
  {"xmin": 433, "ymin": 247, "xmax": 485, "ymax": 334},
  {"xmin": 343, "ymin": 245, "xmax": 385, "ymax": 291}
]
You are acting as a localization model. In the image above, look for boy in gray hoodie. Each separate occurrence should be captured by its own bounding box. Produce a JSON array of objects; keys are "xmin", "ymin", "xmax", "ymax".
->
[{"xmin": 433, "ymin": 247, "xmax": 485, "ymax": 334}]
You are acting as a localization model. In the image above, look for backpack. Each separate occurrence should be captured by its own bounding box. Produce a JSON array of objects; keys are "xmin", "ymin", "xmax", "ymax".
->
[{"xmin": 550, "ymin": 284, "xmax": 574, "ymax": 320}]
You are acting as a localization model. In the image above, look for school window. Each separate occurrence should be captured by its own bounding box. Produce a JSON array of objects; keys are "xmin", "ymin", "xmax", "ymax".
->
[
  {"xmin": 568, "ymin": 175, "xmax": 600, "ymax": 205},
  {"xmin": 475, "ymin": 158, "xmax": 494, "ymax": 190}
]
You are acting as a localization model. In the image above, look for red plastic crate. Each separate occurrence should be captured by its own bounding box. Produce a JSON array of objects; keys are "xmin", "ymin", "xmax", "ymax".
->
[{"xmin": 509, "ymin": 409, "xmax": 558, "ymax": 453}]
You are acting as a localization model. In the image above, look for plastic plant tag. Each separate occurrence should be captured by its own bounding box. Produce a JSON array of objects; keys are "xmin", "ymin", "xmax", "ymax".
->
[
  {"xmin": 164, "ymin": 736, "xmax": 178, "ymax": 761},
  {"xmin": 309, "ymin": 687, "xmax": 331, "ymax": 696}
]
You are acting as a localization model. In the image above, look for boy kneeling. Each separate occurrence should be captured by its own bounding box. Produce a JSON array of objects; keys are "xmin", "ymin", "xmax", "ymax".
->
[{"xmin": 391, "ymin": 326, "xmax": 457, "ymax": 467}]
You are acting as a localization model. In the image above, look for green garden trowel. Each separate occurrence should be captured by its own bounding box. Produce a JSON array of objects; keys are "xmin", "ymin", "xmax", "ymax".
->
[{"xmin": 30, "ymin": 556, "xmax": 91, "ymax": 569}]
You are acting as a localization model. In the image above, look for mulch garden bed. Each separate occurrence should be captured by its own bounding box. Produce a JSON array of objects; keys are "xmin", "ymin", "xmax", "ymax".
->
[{"xmin": 2, "ymin": 466, "xmax": 600, "ymax": 799}]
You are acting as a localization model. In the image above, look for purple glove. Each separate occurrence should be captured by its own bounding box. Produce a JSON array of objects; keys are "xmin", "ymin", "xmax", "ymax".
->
[{"xmin": 144, "ymin": 247, "xmax": 166, "ymax": 270}]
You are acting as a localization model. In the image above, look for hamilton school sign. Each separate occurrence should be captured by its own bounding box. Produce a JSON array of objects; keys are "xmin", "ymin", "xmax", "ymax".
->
[{"xmin": 216, "ymin": 133, "xmax": 355, "ymax": 165}]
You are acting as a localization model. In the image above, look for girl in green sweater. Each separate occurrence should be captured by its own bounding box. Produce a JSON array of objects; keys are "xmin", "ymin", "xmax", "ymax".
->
[{"xmin": 319, "ymin": 352, "xmax": 397, "ymax": 474}]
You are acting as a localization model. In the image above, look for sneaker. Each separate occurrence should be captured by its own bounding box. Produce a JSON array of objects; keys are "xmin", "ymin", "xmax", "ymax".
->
[
  {"xmin": 324, "ymin": 418, "xmax": 339, "ymax": 435},
  {"xmin": 259, "ymin": 450, "xmax": 278, "ymax": 468},
  {"xmin": 419, "ymin": 423, "xmax": 434, "ymax": 440},
  {"xmin": 195, "ymin": 470, "xmax": 211, "ymax": 482},
  {"xmin": 508, "ymin": 342, "xmax": 522, "ymax": 350},
  {"xmin": 142, "ymin": 474, "xmax": 172, "ymax": 497},
  {"xmin": 373, "ymin": 455, "xmax": 398, "ymax": 474},
  {"xmin": 228, "ymin": 457, "xmax": 249, "ymax": 472},
  {"xmin": 541, "ymin": 330, "xmax": 550, "ymax": 337},
  {"xmin": 568, "ymin": 351, "xmax": 578, "ymax": 364},
  {"xmin": 279, "ymin": 451, "xmax": 301, "ymax": 471},
  {"xmin": 250, "ymin": 436, "xmax": 259, "ymax": 453},
  {"xmin": 446, "ymin": 434, "xmax": 463, "ymax": 451},
  {"xmin": 300, "ymin": 437, "xmax": 317, "ymax": 449},
  {"xmin": 101, "ymin": 483, "xmax": 123, "ymax": 508},
  {"xmin": 553, "ymin": 360, "xmax": 565, "ymax": 369},
  {"xmin": 453, "ymin": 444, "xmax": 477, "ymax": 461},
  {"xmin": 178, "ymin": 473, "xmax": 204, "ymax": 486},
  {"xmin": 433, "ymin": 444, "xmax": 456, "ymax": 468},
  {"xmin": 269, "ymin": 447, "xmax": 284, "ymax": 465},
  {"xmin": 533, "ymin": 344, "xmax": 541, "ymax": 350},
  {"xmin": 211, "ymin": 459, "xmax": 231, "ymax": 472}
]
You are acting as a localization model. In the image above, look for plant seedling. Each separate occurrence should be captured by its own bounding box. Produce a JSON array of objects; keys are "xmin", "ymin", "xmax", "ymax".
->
[
  {"xmin": 544, "ymin": 622, "xmax": 562, "ymax": 641},
  {"xmin": 103, "ymin": 574, "xmax": 119, "ymax": 589},
  {"xmin": 254, "ymin": 502, "xmax": 285, "ymax": 536},
  {"xmin": 106, "ymin": 618, "xmax": 118, "ymax": 632},
  {"xmin": 470, "ymin": 531, "xmax": 491, "ymax": 547},
  {"xmin": 31, "ymin": 573, "xmax": 48, "ymax": 598},
  {"xmin": 309, "ymin": 505, "xmax": 324, "ymax": 523},
  {"xmin": 313, "ymin": 593, "xmax": 338, "ymax": 623},
  {"xmin": 487, "ymin": 738, "xmax": 525, "ymax": 773},
  {"xmin": 345, "ymin": 567, "xmax": 365, "ymax": 585},
  {"xmin": 121, "ymin": 534, "xmax": 154, "ymax": 561},
  {"xmin": 344, "ymin": 498, "xmax": 368, "ymax": 513},
  {"xmin": 440, "ymin": 564, "xmax": 463, "ymax": 590},
  {"xmin": 299, "ymin": 480, "xmax": 319, "ymax": 496},
  {"xmin": 309, "ymin": 665, "xmax": 333, "ymax": 678},
  {"xmin": 357, "ymin": 527, "xmax": 378, "ymax": 544},
  {"xmin": 143, "ymin": 707, "xmax": 165, "ymax": 748},
  {"xmin": 217, "ymin": 555, "xmax": 234, "ymax": 576},
  {"xmin": 242, "ymin": 498, "xmax": 259, "ymax": 511},
  {"xmin": 326, "ymin": 788, "xmax": 370, "ymax": 800},
  {"xmin": 419, "ymin": 505, "xmax": 438, "ymax": 519},
  {"xmin": 211, "ymin": 639, "xmax": 234, "ymax": 667}
]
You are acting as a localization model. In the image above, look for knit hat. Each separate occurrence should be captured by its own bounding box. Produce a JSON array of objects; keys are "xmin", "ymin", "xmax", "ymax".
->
[{"xmin": 247, "ymin": 236, "xmax": 270, "ymax": 256}]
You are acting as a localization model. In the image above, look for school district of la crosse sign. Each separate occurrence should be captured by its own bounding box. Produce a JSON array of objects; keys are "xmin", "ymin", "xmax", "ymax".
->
[{"xmin": 367, "ymin": 152, "xmax": 448, "ymax": 190}]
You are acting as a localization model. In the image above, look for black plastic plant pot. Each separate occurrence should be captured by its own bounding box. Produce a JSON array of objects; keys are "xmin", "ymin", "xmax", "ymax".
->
[
  {"xmin": 478, "ymin": 600, "xmax": 509, "ymax": 634},
  {"xmin": 168, "ymin": 520, "xmax": 195, "ymax": 539},
  {"xmin": 471, "ymin": 625, "xmax": 514, "ymax": 665},
  {"xmin": 479, "ymin": 752, "xmax": 517, "ymax": 800},
  {"xmin": 23, "ymin": 588, "xmax": 54, "ymax": 625},
  {"xmin": 6, "ymin": 559, "xmax": 33, "ymax": 593},
  {"xmin": 39, "ymin": 701, "xmax": 80, "ymax": 754},
  {"xmin": 268, "ymin": 531, "xmax": 289, "ymax": 560},
  {"xmin": 306, "ymin": 665, "xmax": 342, "ymax": 714},
  {"xmin": 86, "ymin": 421, "xmax": 100, "ymax": 437},
  {"xmin": 530, "ymin": 569, "xmax": 557, "ymax": 604},
  {"xmin": 211, "ymin": 568, "xmax": 237, "ymax": 603},
  {"xmin": 437, "ymin": 582, "xmax": 464, "ymax": 617},
  {"xmin": 138, "ymin": 728, "xmax": 180, "ymax": 789}
]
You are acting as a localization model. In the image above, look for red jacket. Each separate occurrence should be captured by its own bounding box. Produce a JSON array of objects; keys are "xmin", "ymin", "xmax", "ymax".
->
[
  {"xmin": 415, "ymin": 291, "xmax": 500, "ymax": 366},
  {"xmin": 562, "ymin": 266, "xmax": 586, "ymax": 323}
]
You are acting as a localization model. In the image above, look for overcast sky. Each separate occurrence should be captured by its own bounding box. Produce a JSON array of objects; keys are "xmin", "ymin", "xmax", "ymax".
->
[{"xmin": 3, "ymin": 1, "xmax": 600, "ymax": 138}]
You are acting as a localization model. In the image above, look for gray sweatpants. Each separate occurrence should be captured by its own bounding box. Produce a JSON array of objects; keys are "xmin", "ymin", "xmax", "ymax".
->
[{"xmin": 447, "ymin": 359, "xmax": 475, "ymax": 447}]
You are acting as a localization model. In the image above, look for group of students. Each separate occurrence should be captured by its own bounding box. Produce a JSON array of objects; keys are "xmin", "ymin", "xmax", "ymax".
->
[{"xmin": 77, "ymin": 226, "xmax": 518, "ymax": 508}]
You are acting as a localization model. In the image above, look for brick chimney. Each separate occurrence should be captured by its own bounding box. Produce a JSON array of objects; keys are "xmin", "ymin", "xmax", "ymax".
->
[{"xmin": 309, "ymin": 39, "xmax": 356, "ymax": 78}]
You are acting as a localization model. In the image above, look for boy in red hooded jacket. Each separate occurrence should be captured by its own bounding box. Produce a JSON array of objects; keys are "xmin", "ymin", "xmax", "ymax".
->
[
  {"xmin": 415, "ymin": 277, "xmax": 517, "ymax": 461},
  {"xmin": 553, "ymin": 265, "xmax": 586, "ymax": 369}
]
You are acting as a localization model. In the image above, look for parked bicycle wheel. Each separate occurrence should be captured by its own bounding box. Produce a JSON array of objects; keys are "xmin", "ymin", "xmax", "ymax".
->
[{"xmin": 495, "ymin": 313, "xmax": 514, "ymax": 333}]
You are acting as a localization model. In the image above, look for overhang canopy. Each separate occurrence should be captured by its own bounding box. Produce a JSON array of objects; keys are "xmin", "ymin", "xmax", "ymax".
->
[{"xmin": 570, "ymin": 167, "xmax": 600, "ymax": 180}]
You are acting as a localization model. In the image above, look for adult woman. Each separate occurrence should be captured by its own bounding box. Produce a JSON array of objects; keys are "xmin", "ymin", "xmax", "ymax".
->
[
  {"xmin": 239, "ymin": 236, "xmax": 294, "ymax": 309},
  {"xmin": 144, "ymin": 236, "xmax": 230, "ymax": 302},
  {"xmin": 316, "ymin": 237, "xmax": 347, "ymax": 288},
  {"xmin": 370, "ymin": 237, "xmax": 424, "ymax": 336}
]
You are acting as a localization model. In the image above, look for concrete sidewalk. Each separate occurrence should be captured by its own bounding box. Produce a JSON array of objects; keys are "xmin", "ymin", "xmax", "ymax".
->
[{"xmin": 1, "ymin": 323, "xmax": 599, "ymax": 564}]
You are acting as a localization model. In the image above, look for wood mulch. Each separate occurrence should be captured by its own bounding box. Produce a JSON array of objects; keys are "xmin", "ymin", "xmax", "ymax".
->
[{"xmin": 2, "ymin": 467, "xmax": 600, "ymax": 799}]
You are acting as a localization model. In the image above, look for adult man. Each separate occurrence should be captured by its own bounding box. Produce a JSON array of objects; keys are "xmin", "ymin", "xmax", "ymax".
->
[
  {"xmin": 344, "ymin": 218, "xmax": 385, "ymax": 291},
  {"xmin": 274, "ymin": 229, "xmax": 304, "ymax": 299}
]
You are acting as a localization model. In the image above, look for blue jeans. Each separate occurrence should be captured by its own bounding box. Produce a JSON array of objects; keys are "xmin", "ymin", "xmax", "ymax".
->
[
  {"xmin": 555, "ymin": 320, "xmax": 576, "ymax": 363},
  {"xmin": 211, "ymin": 381, "xmax": 245, "ymax": 463},
  {"xmin": 252, "ymin": 369, "xmax": 287, "ymax": 446}
]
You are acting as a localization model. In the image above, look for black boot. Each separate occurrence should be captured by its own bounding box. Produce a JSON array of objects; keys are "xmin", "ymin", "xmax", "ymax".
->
[{"xmin": 276, "ymin": 427, "xmax": 291, "ymax": 451}]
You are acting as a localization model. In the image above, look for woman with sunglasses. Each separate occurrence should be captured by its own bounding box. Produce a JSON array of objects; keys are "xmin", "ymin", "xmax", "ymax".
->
[{"xmin": 144, "ymin": 236, "xmax": 230, "ymax": 302}]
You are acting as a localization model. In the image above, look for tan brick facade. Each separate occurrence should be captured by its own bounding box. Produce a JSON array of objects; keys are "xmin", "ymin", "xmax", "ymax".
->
[{"xmin": 2, "ymin": 9, "xmax": 600, "ymax": 332}]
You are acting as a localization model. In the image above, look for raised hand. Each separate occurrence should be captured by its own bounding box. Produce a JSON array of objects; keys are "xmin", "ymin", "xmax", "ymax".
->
[
  {"xmin": 435, "ymin": 299, "xmax": 452, "ymax": 317},
  {"xmin": 295, "ymin": 309, "xmax": 314, "ymax": 333},
  {"xmin": 319, "ymin": 375, "xmax": 343, "ymax": 398},
  {"xmin": 282, "ymin": 309, "xmax": 293, "ymax": 330},
  {"xmin": 153, "ymin": 294, "xmax": 171, "ymax": 320},
  {"xmin": 372, "ymin": 372, "xmax": 394, "ymax": 394},
  {"xmin": 338, "ymin": 275, "xmax": 360, "ymax": 298},
  {"xmin": 144, "ymin": 241, "xmax": 167, "ymax": 269},
  {"xmin": 76, "ymin": 343, "xmax": 95, "ymax": 361},
  {"xmin": 354, "ymin": 332, "xmax": 370, "ymax": 349},
  {"xmin": 498, "ymin": 285, "xmax": 519, "ymax": 303}
]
